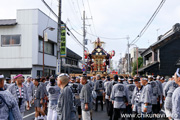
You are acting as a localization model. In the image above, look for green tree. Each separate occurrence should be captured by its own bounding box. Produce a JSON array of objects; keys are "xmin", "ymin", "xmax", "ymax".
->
[{"xmin": 132, "ymin": 57, "xmax": 143, "ymax": 75}]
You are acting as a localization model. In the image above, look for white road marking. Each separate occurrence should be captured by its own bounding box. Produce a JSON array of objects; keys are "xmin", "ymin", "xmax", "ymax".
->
[{"xmin": 23, "ymin": 112, "xmax": 35, "ymax": 119}]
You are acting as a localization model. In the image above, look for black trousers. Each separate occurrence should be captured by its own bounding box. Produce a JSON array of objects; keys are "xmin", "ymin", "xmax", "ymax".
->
[
  {"xmin": 157, "ymin": 101, "xmax": 161, "ymax": 113},
  {"xmin": 95, "ymin": 96, "xmax": 103, "ymax": 111},
  {"xmin": 126, "ymin": 105, "xmax": 132, "ymax": 120},
  {"xmin": 77, "ymin": 106, "xmax": 82, "ymax": 115},
  {"xmin": 18, "ymin": 98, "xmax": 23, "ymax": 108},
  {"xmin": 106, "ymin": 99, "xmax": 110, "ymax": 115},
  {"xmin": 113, "ymin": 108, "xmax": 126, "ymax": 120},
  {"xmin": 108, "ymin": 101, "xmax": 114, "ymax": 120},
  {"xmin": 152, "ymin": 104, "xmax": 158, "ymax": 114}
]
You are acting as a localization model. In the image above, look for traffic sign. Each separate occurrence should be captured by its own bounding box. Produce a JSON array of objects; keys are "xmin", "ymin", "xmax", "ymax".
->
[
  {"xmin": 82, "ymin": 64, "xmax": 86, "ymax": 68},
  {"xmin": 82, "ymin": 68, "xmax": 86, "ymax": 72}
]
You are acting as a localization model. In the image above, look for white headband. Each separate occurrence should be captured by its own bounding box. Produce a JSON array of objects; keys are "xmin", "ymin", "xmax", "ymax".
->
[
  {"xmin": 0, "ymin": 75, "xmax": 4, "ymax": 79},
  {"xmin": 119, "ymin": 78, "xmax": 124, "ymax": 81},
  {"xmin": 176, "ymin": 68, "xmax": 180, "ymax": 77},
  {"xmin": 142, "ymin": 78, "xmax": 148, "ymax": 81}
]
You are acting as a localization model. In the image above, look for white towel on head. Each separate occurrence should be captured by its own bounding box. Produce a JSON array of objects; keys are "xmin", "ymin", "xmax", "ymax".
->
[{"xmin": 0, "ymin": 75, "xmax": 4, "ymax": 79}]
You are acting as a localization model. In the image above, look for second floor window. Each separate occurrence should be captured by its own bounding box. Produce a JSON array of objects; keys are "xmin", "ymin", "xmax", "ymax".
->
[
  {"xmin": 39, "ymin": 40, "xmax": 54, "ymax": 56},
  {"xmin": 1, "ymin": 35, "xmax": 21, "ymax": 46}
]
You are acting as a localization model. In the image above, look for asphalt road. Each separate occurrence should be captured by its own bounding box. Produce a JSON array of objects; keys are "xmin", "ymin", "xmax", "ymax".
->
[
  {"xmin": 23, "ymin": 105, "xmax": 35, "ymax": 120},
  {"xmin": 23, "ymin": 105, "xmax": 108, "ymax": 120},
  {"xmin": 23, "ymin": 104, "xmax": 168, "ymax": 120},
  {"xmin": 23, "ymin": 104, "xmax": 109, "ymax": 120}
]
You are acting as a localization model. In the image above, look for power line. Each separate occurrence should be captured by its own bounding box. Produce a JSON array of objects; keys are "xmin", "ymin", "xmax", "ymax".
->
[
  {"xmin": 42, "ymin": 0, "xmax": 58, "ymax": 18},
  {"xmin": 71, "ymin": 28, "xmax": 83, "ymax": 36},
  {"xmin": 81, "ymin": 0, "xmax": 85, "ymax": 10},
  {"xmin": 72, "ymin": 29, "xmax": 127, "ymax": 40},
  {"xmin": 68, "ymin": 29, "xmax": 88, "ymax": 50},
  {"xmin": 41, "ymin": 0, "xmax": 87, "ymax": 52},
  {"xmin": 67, "ymin": 0, "xmax": 82, "ymax": 26},
  {"xmin": 67, "ymin": 19, "xmax": 83, "ymax": 33},
  {"xmin": 76, "ymin": 0, "xmax": 97, "ymax": 42},
  {"xmin": 86, "ymin": 32, "xmax": 127, "ymax": 40},
  {"xmin": 76, "ymin": 0, "xmax": 83, "ymax": 18},
  {"xmin": 63, "ymin": 23, "xmax": 86, "ymax": 49},
  {"xmin": 86, "ymin": 0, "xmax": 97, "ymax": 36},
  {"xmin": 130, "ymin": 0, "xmax": 166, "ymax": 45},
  {"xmin": 87, "ymin": 25, "xmax": 96, "ymax": 40}
]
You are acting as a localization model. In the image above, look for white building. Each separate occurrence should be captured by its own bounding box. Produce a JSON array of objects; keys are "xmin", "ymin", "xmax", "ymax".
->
[
  {"xmin": 130, "ymin": 47, "xmax": 146, "ymax": 63},
  {"xmin": 0, "ymin": 9, "xmax": 82, "ymax": 78}
]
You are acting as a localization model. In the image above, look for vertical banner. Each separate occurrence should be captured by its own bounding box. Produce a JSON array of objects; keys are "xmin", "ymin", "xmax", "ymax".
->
[{"xmin": 60, "ymin": 24, "xmax": 66, "ymax": 57}]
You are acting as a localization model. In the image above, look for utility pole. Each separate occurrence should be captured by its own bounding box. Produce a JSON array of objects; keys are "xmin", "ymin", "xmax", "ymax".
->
[
  {"xmin": 127, "ymin": 36, "xmax": 130, "ymax": 74},
  {"xmin": 57, "ymin": 0, "xmax": 62, "ymax": 75},
  {"xmin": 83, "ymin": 11, "xmax": 85, "ymax": 66},
  {"xmin": 82, "ymin": 11, "xmax": 92, "ymax": 74},
  {"xmin": 82, "ymin": 11, "xmax": 86, "ymax": 74},
  {"xmin": 136, "ymin": 47, "xmax": 139, "ymax": 75}
]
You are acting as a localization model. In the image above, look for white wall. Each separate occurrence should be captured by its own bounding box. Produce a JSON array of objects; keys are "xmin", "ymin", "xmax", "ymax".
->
[
  {"xmin": 17, "ymin": 9, "xmax": 39, "ymax": 67},
  {"xmin": 0, "ymin": 9, "xmax": 58, "ymax": 70},
  {"xmin": 0, "ymin": 9, "xmax": 39, "ymax": 69}
]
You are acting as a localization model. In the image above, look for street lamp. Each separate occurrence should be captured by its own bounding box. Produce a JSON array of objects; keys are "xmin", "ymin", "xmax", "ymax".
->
[{"xmin": 43, "ymin": 27, "xmax": 55, "ymax": 76}]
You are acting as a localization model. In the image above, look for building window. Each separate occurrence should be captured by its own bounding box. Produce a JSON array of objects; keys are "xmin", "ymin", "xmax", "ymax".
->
[
  {"xmin": 50, "ymin": 70, "xmax": 56, "ymax": 75},
  {"xmin": 1, "ymin": 35, "xmax": 21, "ymax": 46},
  {"xmin": 66, "ymin": 58, "xmax": 73, "ymax": 65},
  {"xmin": 39, "ymin": 40, "xmax": 54, "ymax": 55},
  {"xmin": 72, "ymin": 60, "xmax": 78, "ymax": 66},
  {"xmin": 37, "ymin": 70, "xmax": 42, "ymax": 77}
]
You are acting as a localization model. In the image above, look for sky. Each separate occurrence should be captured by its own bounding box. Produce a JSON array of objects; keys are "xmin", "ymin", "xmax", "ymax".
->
[{"xmin": 0, "ymin": 0, "xmax": 180, "ymax": 68}]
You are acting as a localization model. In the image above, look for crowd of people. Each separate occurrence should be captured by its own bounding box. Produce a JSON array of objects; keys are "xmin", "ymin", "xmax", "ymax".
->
[{"xmin": 0, "ymin": 68, "xmax": 180, "ymax": 120}]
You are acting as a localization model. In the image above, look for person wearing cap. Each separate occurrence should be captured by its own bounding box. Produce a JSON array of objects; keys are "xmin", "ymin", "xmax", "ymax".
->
[
  {"xmin": 131, "ymin": 77, "xmax": 144, "ymax": 120},
  {"xmin": 104, "ymin": 76, "xmax": 111, "ymax": 115},
  {"xmin": 172, "ymin": 68, "xmax": 180, "ymax": 120},
  {"xmin": 139, "ymin": 77, "xmax": 153, "ymax": 119},
  {"xmin": 0, "ymin": 74, "xmax": 22, "ymax": 120},
  {"xmin": 33, "ymin": 77, "xmax": 47, "ymax": 120},
  {"xmin": 46, "ymin": 77, "xmax": 60, "ymax": 120},
  {"xmin": 94, "ymin": 74, "xmax": 104, "ymax": 111},
  {"xmin": 80, "ymin": 75, "xmax": 93, "ymax": 120},
  {"xmin": 106, "ymin": 75, "xmax": 118, "ymax": 120},
  {"xmin": 111, "ymin": 75, "xmax": 128, "ymax": 120},
  {"xmin": 4, "ymin": 77, "xmax": 11, "ymax": 90},
  {"xmin": 56, "ymin": 73, "xmax": 77, "ymax": 120},
  {"xmin": 163, "ymin": 74, "xmax": 179, "ymax": 120},
  {"xmin": 126, "ymin": 76, "xmax": 136, "ymax": 120},
  {"xmin": 147, "ymin": 75, "xmax": 161, "ymax": 116},
  {"xmin": 7, "ymin": 74, "xmax": 29, "ymax": 117},
  {"xmin": 24, "ymin": 76, "xmax": 34, "ymax": 109},
  {"xmin": 71, "ymin": 76, "xmax": 83, "ymax": 120}
]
